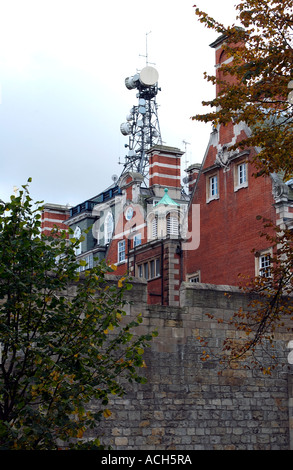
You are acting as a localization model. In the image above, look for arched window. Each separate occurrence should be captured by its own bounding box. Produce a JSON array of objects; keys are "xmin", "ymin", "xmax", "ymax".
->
[
  {"xmin": 167, "ymin": 214, "xmax": 179, "ymax": 236},
  {"xmin": 74, "ymin": 226, "xmax": 82, "ymax": 255},
  {"xmin": 105, "ymin": 212, "xmax": 113, "ymax": 244}
]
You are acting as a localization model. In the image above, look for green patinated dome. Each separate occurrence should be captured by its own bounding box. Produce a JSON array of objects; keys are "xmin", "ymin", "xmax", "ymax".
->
[{"xmin": 155, "ymin": 188, "xmax": 179, "ymax": 206}]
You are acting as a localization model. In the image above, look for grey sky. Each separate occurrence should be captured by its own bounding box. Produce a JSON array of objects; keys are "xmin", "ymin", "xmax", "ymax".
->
[{"xmin": 0, "ymin": 0, "xmax": 237, "ymax": 207}]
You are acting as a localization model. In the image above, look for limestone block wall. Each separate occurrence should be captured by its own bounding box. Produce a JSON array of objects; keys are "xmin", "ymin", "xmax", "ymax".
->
[{"xmin": 89, "ymin": 279, "xmax": 293, "ymax": 450}]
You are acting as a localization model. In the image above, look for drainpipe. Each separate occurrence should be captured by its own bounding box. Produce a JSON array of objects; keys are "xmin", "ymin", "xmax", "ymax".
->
[
  {"xmin": 161, "ymin": 240, "xmax": 164, "ymax": 305},
  {"xmin": 176, "ymin": 240, "xmax": 183, "ymax": 281},
  {"xmin": 127, "ymin": 238, "xmax": 130, "ymax": 273}
]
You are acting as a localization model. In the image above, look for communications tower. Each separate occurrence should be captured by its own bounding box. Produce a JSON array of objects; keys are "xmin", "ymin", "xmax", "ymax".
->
[{"xmin": 119, "ymin": 64, "xmax": 162, "ymax": 185}]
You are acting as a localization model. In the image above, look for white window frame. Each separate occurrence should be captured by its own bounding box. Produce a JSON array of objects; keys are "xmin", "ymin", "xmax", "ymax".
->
[
  {"xmin": 105, "ymin": 212, "xmax": 113, "ymax": 244},
  {"xmin": 137, "ymin": 258, "xmax": 160, "ymax": 280},
  {"xmin": 206, "ymin": 172, "xmax": 219, "ymax": 202},
  {"xmin": 187, "ymin": 271, "xmax": 201, "ymax": 283},
  {"xmin": 78, "ymin": 253, "xmax": 94, "ymax": 272},
  {"xmin": 133, "ymin": 233, "xmax": 142, "ymax": 248},
  {"xmin": 152, "ymin": 216, "xmax": 158, "ymax": 239},
  {"xmin": 167, "ymin": 214, "xmax": 179, "ymax": 237},
  {"xmin": 234, "ymin": 161, "xmax": 248, "ymax": 191},
  {"xmin": 118, "ymin": 240, "xmax": 126, "ymax": 263},
  {"xmin": 259, "ymin": 254, "xmax": 271, "ymax": 278},
  {"xmin": 255, "ymin": 249, "xmax": 272, "ymax": 278}
]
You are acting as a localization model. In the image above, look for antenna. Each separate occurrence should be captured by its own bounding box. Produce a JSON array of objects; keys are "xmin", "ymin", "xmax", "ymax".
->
[
  {"xmin": 119, "ymin": 36, "xmax": 162, "ymax": 185},
  {"xmin": 112, "ymin": 174, "xmax": 118, "ymax": 185},
  {"xmin": 139, "ymin": 31, "xmax": 155, "ymax": 67},
  {"xmin": 182, "ymin": 140, "xmax": 190, "ymax": 170}
]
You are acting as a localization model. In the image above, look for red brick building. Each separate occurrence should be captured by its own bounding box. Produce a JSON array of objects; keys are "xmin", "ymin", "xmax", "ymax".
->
[
  {"xmin": 41, "ymin": 203, "xmax": 71, "ymax": 237},
  {"xmin": 41, "ymin": 33, "xmax": 293, "ymax": 303},
  {"xmin": 104, "ymin": 145, "xmax": 188, "ymax": 306},
  {"xmin": 183, "ymin": 34, "xmax": 293, "ymax": 286}
]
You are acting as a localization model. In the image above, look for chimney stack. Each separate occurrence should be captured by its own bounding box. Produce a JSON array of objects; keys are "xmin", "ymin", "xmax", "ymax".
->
[
  {"xmin": 147, "ymin": 145, "xmax": 184, "ymax": 199},
  {"xmin": 185, "ymin": 163, "xmax": 201, "ymax": 194}
]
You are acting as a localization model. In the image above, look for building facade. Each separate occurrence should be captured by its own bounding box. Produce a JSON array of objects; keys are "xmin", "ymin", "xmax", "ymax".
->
[
  {"xmin": 183, "ymin": 34, "xmax": 293, "ymax": 286},
  {"xmin": 41, "ymin": 34, "xmax": 293, "ymax": 303}
]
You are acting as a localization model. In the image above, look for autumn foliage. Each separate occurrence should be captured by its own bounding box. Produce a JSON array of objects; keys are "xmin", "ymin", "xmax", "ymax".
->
[
  {"xmin": 193, "ymin": 0, "xmax": 293, "ymax": 179},
  {"xmin": 193, "ymin": 0, "xmax": 293, "ymax": 371},
  {"xmin": 0, "ymin": 181, "xmax": 157, "ymax": 449}
]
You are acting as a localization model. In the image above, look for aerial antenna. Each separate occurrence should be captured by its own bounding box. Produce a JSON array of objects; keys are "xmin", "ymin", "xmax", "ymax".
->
[
  {"xmin": 182, "ymin": 140, "xmax": 190, "ymax": 170},
  {"xmin": 119, "ymin": 34, "xmax": 162, "ymax": 186},
  {"xmin": 139, "ymin": 31, "xmax": 155, "ymax": 67},
  {"xmin": 112, "ymin": 174, "xmax": 118, "ymax": 185}
]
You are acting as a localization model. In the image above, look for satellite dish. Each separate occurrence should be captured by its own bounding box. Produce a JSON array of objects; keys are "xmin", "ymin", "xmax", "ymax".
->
[
  {"xmin": 120, "ymin": 122, "xmax": 132, "ymax": 136},
  {"xmin": 112, "ymin": 174, "xmax": 118, "ymax": 184},
  {"xmin": 125, "ymin": 74, "xmax": 140, "ymax": 90},
  {"xmin": 139, "ymin": 66, "xmax": 159, "ymax": 86}
]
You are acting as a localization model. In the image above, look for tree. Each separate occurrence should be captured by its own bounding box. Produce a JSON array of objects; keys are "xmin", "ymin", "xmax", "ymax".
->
[
  {"xmin": 193, "ymin": 0, "xmax": 293, "ymax": 371},
  {"xmin": 201, "ymin": 218, "xmax": 293, "ymax": 374},
  {"xmin": 0, "ymin": 180, "xmax": 157, "ymax": 449},
  {"xmin": 193, "ymin": 0, "xmax": 293, "ymax": 178}
]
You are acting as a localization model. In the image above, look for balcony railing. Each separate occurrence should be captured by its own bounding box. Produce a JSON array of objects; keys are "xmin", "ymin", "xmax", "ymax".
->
[{"xmin": 70, "ymin": 186, "xmax": 122, "ymax": 218}]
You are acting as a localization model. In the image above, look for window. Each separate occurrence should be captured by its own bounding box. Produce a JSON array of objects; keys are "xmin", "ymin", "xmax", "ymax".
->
[
  {"xmin": 155, "ymin": 258, "xmax": 160, "ymax": 277},
  {"xmin": 152, "ymin": 217, "xmax": 158, "ymax": 239},
  {"xmin": 76, "ymin": 253, "xmax": 94, "ymax": 272},
  {"xmin": 210, "ymin": 175, "xmax": 218, "ymax": 198},
  {"xmin": 118, "ymin": 240, "xmax": 126, "ymax": 263},
  {"xmin": 238, "ymin": 163, "xmax": 247, "ymax": 185},
  {"xmin": 255, "ymin": 249, "xmax": 272, "ymax": 278},
  {"xmin": 206, "ymin": 173, "xmax": 219, "ymax": 202},
  {"xmin": 137, "ymin": 258, "xmax": 160, "ymax": 280},
  {"xmin": 144, "ymin": 262, "xmax": 149, "ymax": 279},
  {"xmin": 167, "ymin": 214, "xmax": 179, "ymax": 236},
  {"xmin": 133, "ymin": 233, "xmax": 141, "ymax": 247},
  {"xmin": 138, "ymin": 264, "xmax": 143, "ymax": 278},
  {"xmin": 234, "ymin": 162, "xmax": 248, "ymax": 191},
  {"xmin": 187, "ymin": 271, "xmax": 200, "ymax": 283},
  {"xmin": 259, "ymin": 254, "xmax": 271, "ymax": 278},
  {"xmin": 150, "ymin": 259, "xmax": 155, "ymax": 278},
  {"xmin": 105, "ymin": 212, "xmax": 113, "ymax": 244},
  {"xmin": 85, "ymin": 253, "xmax": 94, "ymax": 269}
]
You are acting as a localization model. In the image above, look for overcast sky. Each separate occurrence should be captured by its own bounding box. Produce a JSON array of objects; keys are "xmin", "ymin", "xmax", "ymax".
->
[{"xmin": 0, "ymin": 0, "xmax": 238, "ymax": 207}]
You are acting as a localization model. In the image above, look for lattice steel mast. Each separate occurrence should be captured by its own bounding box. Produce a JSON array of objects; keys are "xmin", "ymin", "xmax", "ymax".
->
[{"xmin": 119, "ymin": 36, "xmax": 162, "ymax": 184}]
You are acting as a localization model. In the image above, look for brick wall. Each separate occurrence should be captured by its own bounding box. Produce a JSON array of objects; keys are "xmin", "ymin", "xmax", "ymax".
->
[
  {"xmin": 41, "ymin": 203, "xmax": 70, "ymax": 236},
  {"xmin": 184, "ymin": 149, "xmax": 276, "ymax": 285}
]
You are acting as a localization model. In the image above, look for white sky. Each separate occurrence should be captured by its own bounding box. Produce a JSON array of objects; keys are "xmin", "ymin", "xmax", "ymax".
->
[{"xmin": 0, "ymin": 0, "xmax": 238, "ymax": 207}]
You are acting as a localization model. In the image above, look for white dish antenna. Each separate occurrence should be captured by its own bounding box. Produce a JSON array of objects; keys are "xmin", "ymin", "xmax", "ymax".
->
[
  {"xmin": 139, "ymin": 66, "xmax": 159, "ymax": 87},
  {"xmin": 112, "ymin": 174, "xmax": 118, "ymax": 184}
]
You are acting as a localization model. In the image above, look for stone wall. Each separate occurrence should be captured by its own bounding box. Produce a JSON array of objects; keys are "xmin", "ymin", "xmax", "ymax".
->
[{"xmin": 90, "ymin": 278, "xmax": 293, "ymax": 450}]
